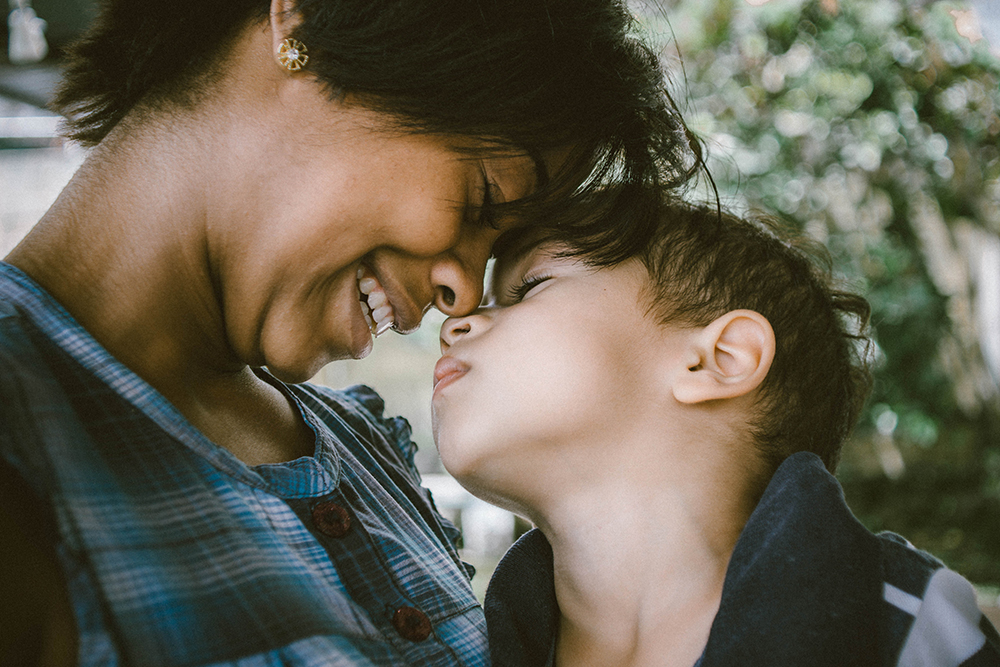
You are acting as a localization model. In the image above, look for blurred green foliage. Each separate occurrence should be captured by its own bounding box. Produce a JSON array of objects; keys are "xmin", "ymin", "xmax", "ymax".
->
[{"xmin": 644, "ymin": 0, "xmax": 1000, "ymax": 583}]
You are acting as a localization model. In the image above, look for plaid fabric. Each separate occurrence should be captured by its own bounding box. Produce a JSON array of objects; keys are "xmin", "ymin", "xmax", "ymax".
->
[
  {"xmin": 485, "ymin": 452, "xmax": 1000, "ymax": 667},
  {"xmin": 0, "ymin": 262, "xmax": 487, "ymax": 667}
]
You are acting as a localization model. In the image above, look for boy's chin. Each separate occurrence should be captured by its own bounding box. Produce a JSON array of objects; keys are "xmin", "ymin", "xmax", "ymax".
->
[
  {"xmin": 434, "ymin": 431, "xmax": 483, "ymax": 479},
  {"xmin": 440, "ymin": 454, "xmax": 524, "ymax": 515},
  {"xmin": 438, "ymin": 450, "xmax": 480, "ymax": 488},
  {"xmin": 452, "ymin": 476, "xmax": 524, "ymax": 517}
]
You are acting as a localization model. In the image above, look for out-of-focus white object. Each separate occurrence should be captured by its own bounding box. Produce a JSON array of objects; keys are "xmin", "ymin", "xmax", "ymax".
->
[
  {"xmin": 0, "ymin": 114, "xmax": 58, "ymax": 137},
  {"xmin": 7, "ymin": 0, "xmax": 48, "ymax": 65},
  {"xmin": 966, "ymin": 0, "xmax": 1000, "ymax": 56},
  {"xmin": 422, "ymin": 474, "xmax": 518, "ymax": 557}
]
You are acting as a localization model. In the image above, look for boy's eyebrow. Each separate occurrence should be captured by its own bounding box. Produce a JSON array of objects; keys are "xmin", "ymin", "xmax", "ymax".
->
[{"xmin": 491, "ymin": 232, "xmax": 543, "ymax": 287}]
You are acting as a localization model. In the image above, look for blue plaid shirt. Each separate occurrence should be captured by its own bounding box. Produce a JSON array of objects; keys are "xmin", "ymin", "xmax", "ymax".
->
[{"xmin": 0, "ymin": 262, "xmax": 488, "ymax": 666}]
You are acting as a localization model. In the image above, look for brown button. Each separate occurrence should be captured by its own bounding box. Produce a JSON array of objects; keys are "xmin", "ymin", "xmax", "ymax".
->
[
  {"xmin": 311, "ymin": 501, "xmax": 351, "ymax": 538},
  {"xmin": 391, "ymin": 606, "xmax": 431, "ymax": 642}
]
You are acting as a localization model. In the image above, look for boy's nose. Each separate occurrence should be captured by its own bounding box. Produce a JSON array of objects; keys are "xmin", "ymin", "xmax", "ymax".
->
[
  {"xmin": 440, "ymin": 311, "xmax": 491, "ymax": 352},
  {"xmin": 439, "ymin": 316, "xmax": 470, "ymax": 353}
]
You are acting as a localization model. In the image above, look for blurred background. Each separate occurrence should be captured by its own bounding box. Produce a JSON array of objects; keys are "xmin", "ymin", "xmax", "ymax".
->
[
  {"xmin": 2, "ymin": 0, "xmax": 998, "ymax": 607},
  {"xmin": 643, "ymin": 0, "xmax": 1000, "ymax": 604}
]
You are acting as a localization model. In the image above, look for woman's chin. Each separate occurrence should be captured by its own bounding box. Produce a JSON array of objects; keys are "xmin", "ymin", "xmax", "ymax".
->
[
  {"xmin": 261, "ymin": 362, "xmax": 317, "ymax": 385},
  {"xmin": 260, "ymin": 348, "xmax": 333, "ymax": 384},
  {"xmin": 261, "ymin": 329, "xmax": 374, "ymax": 383},
  {"xmin": 349, "ymin": 331, "xmax": 375, "ymax": 360}
]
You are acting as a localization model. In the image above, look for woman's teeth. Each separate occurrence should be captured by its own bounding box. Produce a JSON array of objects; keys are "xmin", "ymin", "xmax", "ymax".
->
[{"xmin": 358, "ymin": 268, "xmax": 395, "ymax": 336}]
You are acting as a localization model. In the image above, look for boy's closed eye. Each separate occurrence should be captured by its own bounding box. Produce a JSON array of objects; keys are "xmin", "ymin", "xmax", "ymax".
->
[{"xmin": 501, "ymin": 274, "xmax": 553, "ymax": 305}]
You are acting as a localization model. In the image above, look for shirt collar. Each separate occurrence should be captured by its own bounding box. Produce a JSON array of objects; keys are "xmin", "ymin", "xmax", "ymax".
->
[
  {"xmin": 0, "ymin": 261, "xmax": 341, "ymax": 497},
  {"xmin": 486, "ymin": 452, "xmax": 883, "ymax": 667},
  {"xmin": 700, "ymin": 451, "xmax": 883, "ymax": 665}
]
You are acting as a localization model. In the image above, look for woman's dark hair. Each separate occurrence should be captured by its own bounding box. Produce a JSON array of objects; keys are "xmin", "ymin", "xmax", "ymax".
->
[{"xmin": 52, "ymin": 0, "xmax": 701, "ymax": 261}]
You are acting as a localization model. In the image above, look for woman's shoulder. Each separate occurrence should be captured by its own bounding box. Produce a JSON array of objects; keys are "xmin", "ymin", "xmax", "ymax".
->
[{"xmin": 0, "ymin": 285, "xmax": 71, "ymax": 461}]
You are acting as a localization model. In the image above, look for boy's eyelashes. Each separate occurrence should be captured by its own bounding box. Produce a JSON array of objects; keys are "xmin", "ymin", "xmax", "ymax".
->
[{"xmin": 503, "ymin": 273, "xmax": 552, "ymax": 304}]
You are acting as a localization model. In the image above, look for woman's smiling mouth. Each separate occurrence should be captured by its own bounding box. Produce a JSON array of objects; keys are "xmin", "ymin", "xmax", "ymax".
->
[{"xmin": 357, "ymin": 266, "xmax": 395, "ymax": 336}]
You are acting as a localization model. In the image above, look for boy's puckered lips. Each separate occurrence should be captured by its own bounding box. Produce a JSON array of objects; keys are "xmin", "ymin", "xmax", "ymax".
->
[{"xmin": 433, "ymin": 356, "xmax": 470, "ymax": 394}]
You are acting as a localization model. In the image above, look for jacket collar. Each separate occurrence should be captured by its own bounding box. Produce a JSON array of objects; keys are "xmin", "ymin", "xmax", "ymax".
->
[{"xmin": 486, "ymin": 452, "xmax": 884, "ymax": 667}]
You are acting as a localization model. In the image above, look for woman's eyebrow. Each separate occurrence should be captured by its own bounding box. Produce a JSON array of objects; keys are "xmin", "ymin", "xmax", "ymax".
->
[
  {"xmin": 491, "ymin": 239, "xmax": 539, "ymax": 286},
  {"xmin": 529, "ymin": 150, "xmax": 550, "ymax": 189}
]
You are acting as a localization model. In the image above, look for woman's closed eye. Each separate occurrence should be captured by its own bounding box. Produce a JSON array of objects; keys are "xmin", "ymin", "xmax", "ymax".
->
[{"xmin": 477, "ymin": 172, "xmax": 500, "ymax": 230}]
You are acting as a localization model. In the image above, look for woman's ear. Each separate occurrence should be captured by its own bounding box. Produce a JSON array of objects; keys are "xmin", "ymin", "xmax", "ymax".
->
[
  {"xmin": 672, "ymin": 310, "xmax": 775, "ymax": 404},
  {"xmin": 270, "ymin": 0, "xmax": 300, "ymax": 52}
]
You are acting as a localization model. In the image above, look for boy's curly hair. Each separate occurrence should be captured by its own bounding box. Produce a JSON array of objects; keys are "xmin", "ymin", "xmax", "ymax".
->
[{"xmin": 552, "ymin": 197, "xmax": 873, "ymax": 474}]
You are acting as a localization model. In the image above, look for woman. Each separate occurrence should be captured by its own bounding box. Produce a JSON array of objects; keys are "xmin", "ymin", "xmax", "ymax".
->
[{"xmin": 0, "ymin": 0, "xmax": 696, "ymax": 665}]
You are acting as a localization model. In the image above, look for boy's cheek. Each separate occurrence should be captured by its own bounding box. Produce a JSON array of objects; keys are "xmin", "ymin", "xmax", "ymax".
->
[{"xmin": 433, "ymin": 410, "xmax": 485, "ymax": 479}]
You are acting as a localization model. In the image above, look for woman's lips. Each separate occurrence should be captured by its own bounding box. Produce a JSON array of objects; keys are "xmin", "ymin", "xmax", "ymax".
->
[{"xmin": 433, "ymin": 356, "xmax": 470, "ymax": 394}]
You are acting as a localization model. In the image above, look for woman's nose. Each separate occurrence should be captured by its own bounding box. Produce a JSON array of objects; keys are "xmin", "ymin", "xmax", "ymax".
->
[
  {"xmin": 430, "ymin": 228, "xmax": 496, "ymax": 317},
  {"xmin": 432, "ymin": 262, "xmax": 485, "ymax": 317}
]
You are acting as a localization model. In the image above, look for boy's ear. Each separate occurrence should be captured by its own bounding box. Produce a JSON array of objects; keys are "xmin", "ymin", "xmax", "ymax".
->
[{"xmin": 672, "ymin": 310, "xmax": 775, "ymax": 404}]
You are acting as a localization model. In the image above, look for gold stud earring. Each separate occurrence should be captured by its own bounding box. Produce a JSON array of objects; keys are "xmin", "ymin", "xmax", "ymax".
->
[{"xmin": 277, "ymin": 38, "xmax": 309, "ymax": 72}]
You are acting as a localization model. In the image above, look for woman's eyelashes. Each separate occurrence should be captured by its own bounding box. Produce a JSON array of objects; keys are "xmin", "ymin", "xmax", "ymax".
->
[{"xmin": 477, "ymin": 173, "xmax": 500, "ymax": 230}]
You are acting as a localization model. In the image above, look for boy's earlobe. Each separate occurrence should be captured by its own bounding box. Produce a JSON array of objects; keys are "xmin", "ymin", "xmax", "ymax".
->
[{"xmin": 672, "ymin": 310, "xmax": 775, "ymax": 404}]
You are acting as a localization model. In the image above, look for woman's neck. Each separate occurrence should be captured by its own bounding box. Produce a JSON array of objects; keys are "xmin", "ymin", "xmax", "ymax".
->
[
  {"xmin": 3, "ymin": 115, "xmax": 317, "ymax": 465},
  {"xmin": 7, "ymin": 120, "xmax": 232, "ymax": 378},
  {"xmin": 539, "ymin": 472, "xmax": 753, "ymax": 667}
]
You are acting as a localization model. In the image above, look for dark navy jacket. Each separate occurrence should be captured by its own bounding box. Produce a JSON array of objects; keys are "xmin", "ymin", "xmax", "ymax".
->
[{"xmin": 485, "ymin": 452, "xmax": 1000, "ymax": 667}]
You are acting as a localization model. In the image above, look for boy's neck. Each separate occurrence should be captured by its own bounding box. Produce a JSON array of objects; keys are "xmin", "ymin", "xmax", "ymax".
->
[{"xmin": 537, "ymin": 459, "xmax": 756, "ymax": 667}]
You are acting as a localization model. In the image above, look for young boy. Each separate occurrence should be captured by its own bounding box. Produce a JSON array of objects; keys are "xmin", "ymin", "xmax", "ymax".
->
[{"xmin": 430, "ymin": 199, "xmax": 1000, "ymax": 667}]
